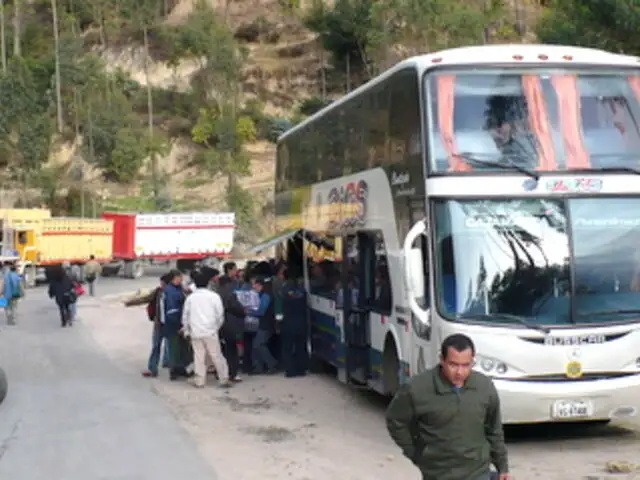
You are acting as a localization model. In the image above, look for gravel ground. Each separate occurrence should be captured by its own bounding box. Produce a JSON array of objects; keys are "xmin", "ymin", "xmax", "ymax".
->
[{"xmin": 82, "ymin": 294, "xmax": 640, "ymax": 480}]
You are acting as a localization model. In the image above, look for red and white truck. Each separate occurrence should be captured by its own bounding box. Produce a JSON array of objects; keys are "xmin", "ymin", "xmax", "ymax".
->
[{"xmin": 101, "ymin": 211, "xmax": 235, "ymax": 278}]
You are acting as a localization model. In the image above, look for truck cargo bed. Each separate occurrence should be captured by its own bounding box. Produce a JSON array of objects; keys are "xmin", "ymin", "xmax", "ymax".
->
[
  {"xmin": 103, "ymin": 212, "xmax": 234, "ymax": 260},
  {"xmin": 37, "ymin": 218, "xmax": 113, "ymax": 264}
]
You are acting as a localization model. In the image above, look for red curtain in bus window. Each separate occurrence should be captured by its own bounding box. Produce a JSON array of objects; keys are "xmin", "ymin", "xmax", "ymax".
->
[
  {"xmin": 550, "ymin": 75, "xmax": 590, "ymax": 169},
  {"xmin": 629, "ymin": 76, "xmax": 640, "ymax": 102},
  {"xmin": 522, "ymin": 75, "xmax": 557, "ymax": 171},
  {"xmin": 437, "ymin": 75, "xmax": 472, "ymax": 171}
]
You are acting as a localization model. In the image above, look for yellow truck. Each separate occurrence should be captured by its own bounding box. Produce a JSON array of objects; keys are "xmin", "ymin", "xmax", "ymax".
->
[{"xmin": 0, "ymin": 209, "xmax": 113, "ymax": 287}]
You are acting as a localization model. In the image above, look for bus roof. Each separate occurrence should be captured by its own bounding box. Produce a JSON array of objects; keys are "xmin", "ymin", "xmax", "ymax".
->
[{"xmin": 279, "ymin": 44, "xmax": 640, "ymax": 143}]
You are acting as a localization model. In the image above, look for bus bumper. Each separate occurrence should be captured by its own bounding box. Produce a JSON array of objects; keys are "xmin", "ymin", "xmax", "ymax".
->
[{"xmin": 493, "ymin": 375, "xmax": 640, "ymax": 424}]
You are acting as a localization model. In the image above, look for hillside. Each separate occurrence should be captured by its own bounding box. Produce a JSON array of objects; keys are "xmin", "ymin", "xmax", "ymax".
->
[{"xmin": 5, "ymin": 0, "xmax": 632, "ymax": 246}]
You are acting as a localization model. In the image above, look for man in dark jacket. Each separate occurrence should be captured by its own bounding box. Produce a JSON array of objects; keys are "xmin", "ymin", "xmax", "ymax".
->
[
  {"xmin": 142, "ymin": 273, "xmax": 172, "ymax": 377},
  {"xmin": 220, "ymin": 262, "xmax": 240, "ymax": 289},
  {"xmin": 48, "ymin": 265, "xmax": 76, "ymax": 327},
  {"xmin": 385, "ymin": 334, "xmax": 510, "ymax": 480},
  {"xmin": 217, "ymin": 275, "xmax": 246, "ymax": 381},
  {"xmin": 280, "ymin": 267, "xmax": 308, "ymax": 378},
  {"xmin": 163, "ymin": 269, "xmax": 189, "ymax": 380}
]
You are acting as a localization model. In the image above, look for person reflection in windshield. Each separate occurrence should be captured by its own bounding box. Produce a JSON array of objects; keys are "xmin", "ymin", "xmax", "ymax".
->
[{"xmin": 485, "ymin": 96, "xmax": 535, "ymax": 167}]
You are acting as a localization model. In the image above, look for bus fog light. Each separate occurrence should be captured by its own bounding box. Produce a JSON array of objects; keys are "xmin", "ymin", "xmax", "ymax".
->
[
  {"xmin": 475, "ymin": 355, "xmax": 509, "ymax": 376},
  {"xmin": 480, "ymin": 358, "xmax": 495, "ymax": 371}
]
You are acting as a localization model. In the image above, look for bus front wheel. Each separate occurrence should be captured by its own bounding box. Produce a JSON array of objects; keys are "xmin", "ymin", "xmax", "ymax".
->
[{"xmin": 382, "ymin": 338, "xmax": 400, "ymax": 397}]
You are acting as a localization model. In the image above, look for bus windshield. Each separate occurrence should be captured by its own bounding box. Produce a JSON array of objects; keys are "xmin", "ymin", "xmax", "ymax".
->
[
  {"xmin": 426, "ymin": 69, "xmax": 640, "ymax": 173},
  {"xmin": 434, "ymin": 197, "xmax": 640, "ymax": 327}
]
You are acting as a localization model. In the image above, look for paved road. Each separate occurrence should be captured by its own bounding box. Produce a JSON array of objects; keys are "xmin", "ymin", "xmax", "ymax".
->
[{"xmin": 0, "ymin": 277, "xmax": 217, "ymax": 480}]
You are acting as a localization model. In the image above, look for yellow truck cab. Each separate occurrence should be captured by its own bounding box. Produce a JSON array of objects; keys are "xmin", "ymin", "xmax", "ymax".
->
[{"xmin": 0, "ymin": 209, "xmax": 113, "ymax": 287}]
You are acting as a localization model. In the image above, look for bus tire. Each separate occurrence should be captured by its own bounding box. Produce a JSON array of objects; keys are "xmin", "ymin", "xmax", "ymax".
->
[
  {"xmin": 383, "ymin": 337, "xmax": 400, "ymax": 397},
  {"xmin": 200, "ymin": 256, "xmax": 220, "ymax": 269},
  {"xmin": 0, "ymin": 367, "xmax": 7, "ymax": 405}
]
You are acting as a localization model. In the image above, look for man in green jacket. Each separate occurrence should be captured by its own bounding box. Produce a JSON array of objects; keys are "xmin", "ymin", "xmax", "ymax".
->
[{"xmin": 386, "ymin": 333, "xmax": 511, "ymax": 480}]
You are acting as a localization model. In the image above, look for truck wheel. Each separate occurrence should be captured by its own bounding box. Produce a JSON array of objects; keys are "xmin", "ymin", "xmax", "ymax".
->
[
  {"xmin": 200, "ymin": 256, "xmax": 220, "ymax": 269},
  {"xmin": 124, "ymin": 261, "xmax": 144, "ymax": 279},
  {"xmin": 176, "ymin": 259, "xmax": 196, "ymax": 274},
  {"xmin": 131, "ymin": 261, "xmax": 144, "ymax": 279},
  {"xmin": 101, "ymin": 264, "xmax": 120, "ymax": 277},
  {"xmin": 0, "ymin": 367, "xmax": 8, "ymax": 405},
  {"xmin": 72, "ymin": 264, "xmax": 85, "ymax": 282}
]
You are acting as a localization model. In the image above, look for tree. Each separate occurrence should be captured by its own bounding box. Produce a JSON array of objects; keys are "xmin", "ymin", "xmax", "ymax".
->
[
  {"xmin": 178, "ymin": 0, "xmax": 258, "ymax": 234},
  {"xmin": 119, "ymin": 0, "xmax": 166, "ymax": 205},
  {"xmin": 367, "ymin": 0, "xmax": 510, "ymax": 70},
  {"xmin": 0, "ymin": 0, "xmax": 6, "ymax": 73},
  {"xmin": 51, "ymin": 0, "xmax": 64, "ymax": 133},
  {"xmin": 536, "ymin": 0, "xmax": 640, "ymax": 55},
  {"xmin": 303, "ymin": 0, "xmax": 375, "ymax": 73}
]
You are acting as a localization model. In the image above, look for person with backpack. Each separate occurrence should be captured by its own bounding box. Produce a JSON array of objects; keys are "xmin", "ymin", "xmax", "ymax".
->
[
  {"xmin": 142, "ymin": 273, "xmax": 172, "ymax": 378},
  {"xmin": 48, "ymin": 265, "xmax": 76, "ymax": 327},
  {"xmin": 217, "ymin": 275, "xmax": 247, "ymax": 382},
  {"xmin": 1, "ymin": 262, "xmax": 23, "ymax": 325}
]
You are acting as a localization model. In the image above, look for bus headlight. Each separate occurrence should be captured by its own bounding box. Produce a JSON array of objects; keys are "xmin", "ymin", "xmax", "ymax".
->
[
  {"xmin": 411, "ymin": 314, "xmax": 431, "ymax": 340},
  {"xmin": 475, "ymin": 355, "xmax": 508, "ymax": 376}
]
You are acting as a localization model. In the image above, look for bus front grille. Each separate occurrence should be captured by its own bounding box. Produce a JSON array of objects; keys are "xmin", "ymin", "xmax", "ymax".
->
[{"xmin": 512, "ymin": 372, "xmax": 636, "ymax": 382}]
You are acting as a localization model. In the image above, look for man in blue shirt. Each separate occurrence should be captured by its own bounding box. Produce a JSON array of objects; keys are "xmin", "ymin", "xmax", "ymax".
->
[
  {"xmin": 2, "ymin": 262, "xmax": 22, "ymax": 325},
  {"xmin": 246, "ymin": 276, "xmax": 278, "ymax": 374},
  {"xmin": 163, "ymin": 269, "xmax": 190, "ymax": 380}
]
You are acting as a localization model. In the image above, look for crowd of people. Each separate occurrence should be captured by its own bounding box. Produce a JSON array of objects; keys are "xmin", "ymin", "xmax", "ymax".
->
[{"xmin": 140, "ymin": 260, "xmax": 309, "ymax": 387}]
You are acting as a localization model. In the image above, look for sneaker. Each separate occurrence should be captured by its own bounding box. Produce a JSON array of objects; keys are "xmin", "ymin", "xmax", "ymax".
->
[
  {"xmin": 218, "ymin": 381, "xmax": 233, "ymax": 388},
  {"xmin": 141, "ymin": 371, "xmax": 158, "ymax": 378},
  {"xmin": 231, "ymin": 376, "xmax": 243, "ymax": 383}
]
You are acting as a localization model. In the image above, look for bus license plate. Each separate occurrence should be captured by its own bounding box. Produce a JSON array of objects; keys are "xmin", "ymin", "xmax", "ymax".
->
[{"xmin": 551, "ymin": 400, "xmax": 593, "ymax": 419}]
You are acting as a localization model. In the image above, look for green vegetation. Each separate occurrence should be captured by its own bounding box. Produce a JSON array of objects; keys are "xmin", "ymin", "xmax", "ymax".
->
[
  {"xmin": 0, "ymin": 0, "xmax": 637, "ymax": 232},
  {"xmin": 536, "ymin": 0, "xmax": 640, "ymax": 55}
]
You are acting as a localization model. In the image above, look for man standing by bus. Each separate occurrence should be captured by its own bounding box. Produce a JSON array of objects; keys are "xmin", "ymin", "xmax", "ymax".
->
[{"xmin": 385, "ymin": 334, "xmax": 510, "ymax": 480}]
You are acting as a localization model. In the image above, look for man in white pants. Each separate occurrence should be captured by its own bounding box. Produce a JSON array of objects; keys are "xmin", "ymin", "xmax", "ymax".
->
[{"xmin": 181, "ymin": 271, "xmax": 231, "ymax": 388}]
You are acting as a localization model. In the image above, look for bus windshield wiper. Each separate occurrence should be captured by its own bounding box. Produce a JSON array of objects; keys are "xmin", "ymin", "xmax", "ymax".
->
[
  {"xmin": 577, "ymin": 309, "xmax": 640, "ymax": 317},
  {"xmin": 588, "ymin": 165, "xmax": 640, "ymax": 175},
  {"xmin": 457, "ymin": 313, "xmax": 550, "ymax": 334},
  {"xmin": 457, "ymin": 152, "xmax": 539, "ymax": 181}
]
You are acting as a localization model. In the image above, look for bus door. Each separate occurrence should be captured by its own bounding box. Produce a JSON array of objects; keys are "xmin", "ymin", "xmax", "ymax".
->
[{"xmin": 341, "ymin": 232, "xmax": 375, "ymax": 385}]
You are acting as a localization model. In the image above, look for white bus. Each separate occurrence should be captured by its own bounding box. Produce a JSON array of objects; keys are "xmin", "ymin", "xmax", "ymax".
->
[{"xmin": 254, "ymin": 44, "xmax": 640, "ymax": 424}]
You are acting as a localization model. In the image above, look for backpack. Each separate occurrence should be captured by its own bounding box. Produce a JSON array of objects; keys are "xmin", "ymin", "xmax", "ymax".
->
[
  {"xmin": 11, "ymin": 274, "xmax": 24, "ymax": 299},
  {"xmin": 147, "ymin": 288, "xmax": 163, "ymax": 321}
]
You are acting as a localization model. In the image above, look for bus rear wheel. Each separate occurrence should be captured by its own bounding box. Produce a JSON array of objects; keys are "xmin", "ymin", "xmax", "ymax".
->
[{"xmin": 383, "ymin": 338, "xmax": 400, "ymax": 397}]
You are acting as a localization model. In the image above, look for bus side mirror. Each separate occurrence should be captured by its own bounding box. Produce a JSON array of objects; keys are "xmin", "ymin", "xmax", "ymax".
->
[
  {"xmin": 403, "ymin": 220, "xmax": 429, "ymax": 327},
  {"xmin": 407, "ymin": 247, "xmax": 425, "ymax": 301}
]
